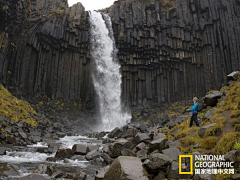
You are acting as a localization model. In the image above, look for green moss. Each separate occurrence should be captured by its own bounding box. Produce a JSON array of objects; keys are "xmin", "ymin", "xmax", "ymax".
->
[
  {"xmin": 204, "ymin": 123, "xmax": 222, "ymax": 137},
  {"xmin": 235, "ymin": 124, "xmax": 240, "ymax": 131},
  {"xmin": 231, "ymin": 118, "xmax": 240, "ymax": 126},
  {"xmin": 212, "ymin": 132, "xmax": 240, "ymax": 154},
  {"xmin": 199, "ymin": 136, "xmax": 218, "ymax": 149},
  {"xmin": 230, "ymin": 110, "xmax": 240, "ymax": 118},
  {"xmin": 233, "ymin": 142, "xmax": 240, "ymax": 150},
  {"xmin": 0, "ymin": 84, "xmax": 37, "ymax": 127}
]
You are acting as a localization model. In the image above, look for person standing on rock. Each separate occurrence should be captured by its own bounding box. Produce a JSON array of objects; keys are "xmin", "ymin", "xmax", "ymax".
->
[{"xmin": 187, "ymin": 97, "xmax": 200, "ymax": 127}]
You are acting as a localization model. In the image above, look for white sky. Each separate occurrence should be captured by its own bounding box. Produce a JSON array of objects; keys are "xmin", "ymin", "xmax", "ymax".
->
[{"xmin": 68, "ymin": 0, "xmax": 116, "ymax": 11}]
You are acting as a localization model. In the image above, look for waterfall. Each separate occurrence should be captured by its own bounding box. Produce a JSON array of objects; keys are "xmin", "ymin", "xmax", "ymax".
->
[{"xmin": 89, "ymin": 11, "xmax": 131, "ymax": 131}]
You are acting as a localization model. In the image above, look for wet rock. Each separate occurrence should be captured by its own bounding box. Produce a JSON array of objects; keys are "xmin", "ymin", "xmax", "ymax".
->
[
  {"xmin": 55, "ymin": 148, "xmax": 74, "ymax": 159},
  {"xmin": 72, "ymin": 144, "xmax": 89, "ymax": 155},
  {"xmin": 162, "ymin": 148, "xmax": 181, "ymax": 161},
  {"xmin": 198, "ymin": 123, "xmax": 217, "ymax": 138},
  {"xmin": 85, "ymin": 149, "xmax": 101, "ymax": 161},
  {"xmin": 101, "ymin": 153, "xmax": 113, "ymax": 164},
  {"xmin": 88, "ymin": 144, "xmax": 99, "ymax": 151},
  {"xmin": 204, "ymin": 91, "xmax": 222, "ymax": 107},
  {"xmin": 227, "ymin": 71, "xmax": 240, "ymax": 81},
  {"xmin": 0, "ymin": 163, "xmax": 20, "ymax": 176},
  {"xmin": 143, "ymin": 153, "xmax": 171, "ymax": 173},
  {"xmin": 0, "ymin": 147, "xmax": 7, "ymax": 155},
  {"xmin": 133, "ymin": 133, "xmax": 151, "ymax": 144},
  {"xmin": 97, "ymin": 132, "xmax": 107, "ymax": 139},
  {"xmin": 95, "ymin": 166, "xmax": 110, "ymax": 180},
  {"xmin": 104, "ymin": 156, "xmax": 148, "ymax": 180},
  {"xmin": 35, "ymin": 164, "xmax": 48, "ymax": 174},
  {"xmin": 108, "ymin": 127, "xmax": 123, "ymax": 138}
]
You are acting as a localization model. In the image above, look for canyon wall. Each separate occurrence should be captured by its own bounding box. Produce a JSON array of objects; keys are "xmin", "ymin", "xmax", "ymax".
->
[
  {"xmin": 0, "ymin": 0, "xmax": 240, "ymax": 107},
  {"xmin": 107, "ymin": 0, "xmax": 240, "ymax": 105}
]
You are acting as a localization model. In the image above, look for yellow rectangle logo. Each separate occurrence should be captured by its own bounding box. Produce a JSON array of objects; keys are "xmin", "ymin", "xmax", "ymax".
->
[{"xmin": 179, "ymin": 155, "xmax": 193, "ymax": 174}]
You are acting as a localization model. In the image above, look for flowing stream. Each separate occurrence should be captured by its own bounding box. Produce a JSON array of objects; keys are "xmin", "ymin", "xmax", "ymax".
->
[{"xmin": 89, "ymin": 11, "xmax": 131, "ymax": 131}]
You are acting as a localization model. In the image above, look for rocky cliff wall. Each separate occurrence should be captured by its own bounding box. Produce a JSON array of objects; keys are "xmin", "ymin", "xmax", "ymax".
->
[
  {"xmin": 0, "ymin": 0, "xmax": 93, "ymax": 104},
  {"xmin": 0, "ymin": 0, "xmax": 240, "ymax": 107}
]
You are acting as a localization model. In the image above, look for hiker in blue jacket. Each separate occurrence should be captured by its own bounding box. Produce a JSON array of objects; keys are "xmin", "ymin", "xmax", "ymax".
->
[{"xmin": 187, "ymin": 97, "xmax": 200, "ymax": 127}]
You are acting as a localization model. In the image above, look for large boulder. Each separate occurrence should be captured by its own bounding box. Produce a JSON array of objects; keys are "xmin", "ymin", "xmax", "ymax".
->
[
  {"xmin": 227, "ymin": 71, "xmax": 240, "ymax": 81},
  {"xmin": 85, "ymin": 149, "xmax": 101, "ymax": 161},
  {"xmin": 204, "ymin": 91, "xmax": 222, "ymax": 107},
  {"xmin": 198, "ymin": 123, "xmax": 217, "ymax": 138},
  {"xmin": 72, "ymin": 144, "xmax": 89, "ymax": 155},
  {"xmin": 162, "ymin": 148, "xmax": 181, "ymax": 161},
  {"xmin": 104, "ymin": 156, "xmax": 148, "ymax": 180},
  {"xmin": 149, "ymin": 138, "xmax": 168, "ymax": 152},
  {"xmin": 55, "ymin": 148, "xmax": 74, "ymax": 159},
  {"xmin": 133, "ymin": 133, "xmax": 151, "ymax": 144},
  {"xmin": 107, "ymin": 140, "xmax": 134, "ymax": 158},
  {"xmin": 143, "ymin": 153, "xmax": 171, "ymax": 173},
  {"xmin": 108, "ymin": 127, "xmax": 123, "ymax": 138}
]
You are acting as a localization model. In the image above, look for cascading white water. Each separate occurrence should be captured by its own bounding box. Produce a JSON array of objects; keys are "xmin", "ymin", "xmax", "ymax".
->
[{"xmin": 89, "ymin": 11, "xmax": 131, "ymax": 131}]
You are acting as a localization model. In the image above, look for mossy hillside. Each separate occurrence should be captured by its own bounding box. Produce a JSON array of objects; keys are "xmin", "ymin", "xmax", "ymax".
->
[
  {"xmin": 0, "ymin": 84, "xmax": 38, "ymax": 127},
  {"xmin": 167, "ymin": 77, "xmax": 240, "ymax": 155}
]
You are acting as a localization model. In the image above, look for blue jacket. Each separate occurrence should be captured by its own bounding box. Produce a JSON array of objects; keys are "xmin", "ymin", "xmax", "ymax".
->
[{"xmin": 189, "ymin": 102, "xmax": 198, "ymax": 113}]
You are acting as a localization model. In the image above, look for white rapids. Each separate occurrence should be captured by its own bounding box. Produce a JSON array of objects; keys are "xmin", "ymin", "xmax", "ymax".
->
[{"xmin": 89, "ymin": 11, "xmax": 131, "ymax": 131}]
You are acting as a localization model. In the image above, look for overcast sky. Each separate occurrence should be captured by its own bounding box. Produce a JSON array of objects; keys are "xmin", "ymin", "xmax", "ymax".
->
[{"xmin": 68, "ymin": 0, "xmax": 116, "ymax": 10}]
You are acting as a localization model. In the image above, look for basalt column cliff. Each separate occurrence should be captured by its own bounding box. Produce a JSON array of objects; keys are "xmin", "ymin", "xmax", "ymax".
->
[
  {"xmin": 0, "ymin": 0, "xmax": 240, "ymax": 106},
  {"xmin": 107, "ymin": 0, "xmax": 240, "ymax": 105}
]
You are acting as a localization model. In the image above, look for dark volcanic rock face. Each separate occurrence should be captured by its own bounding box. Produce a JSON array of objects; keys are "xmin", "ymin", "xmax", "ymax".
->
[
  {"xmin": 107, "ymin": 0, "xmax": 240, "ymax": 105},
  {"xmin": 0, "ymin": 0, "xmax": 93, "ymax": 103},
  {"xmin": 0, "ymin": 0, "xmax": 240, "ymax": 106}
]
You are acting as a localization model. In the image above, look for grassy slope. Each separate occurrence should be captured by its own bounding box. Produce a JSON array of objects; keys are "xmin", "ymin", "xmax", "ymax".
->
[{"xmin": 167, "ymin": 77, "xmax": 240, "ymax": 155}]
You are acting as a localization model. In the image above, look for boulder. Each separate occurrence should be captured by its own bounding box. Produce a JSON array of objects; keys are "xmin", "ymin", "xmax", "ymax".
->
[
  {"xmin": 168, "ymin": 140, "xmax": 180, "ymax": 148},
  {"xmin": 85, "ymin": 149, "xmax": 101, "ymax": 161},
  {"xmin": 136, "ymin": 147, "xmax": 149, "ymax": 161},
  {"xmin": 198, "ymin": 123, "xmax": 217, "ymax": 138},
  {"xmin": 225, "ymin": 150, "xmax": 240, "ymax": 162},
  {"xmin": 204, "ymin": 91, "xmax": 222, "ymax": 107},
  {"xmin": 0, "ymin": 163, "xmax": 20, "ymax": 176},
  {"xmin": 121, "ymin": 149, "xmax": 136, "ymax": 156},
  {"xmin": 107, "ymin": 140, "xmax": 134, "ymax": 158},
  {"xmin": 88, "ymin": 144, "xmax": 99, "ymax": 151},
  {"xmin": 19, "ymin": 132, "xmax": 27, "ymax": 139},
  {"xmin": 55, "ymin": 149, "xmax": 74, "ymax": 159},
  {"xmin": 143, "ymin": 153, "xmax": 171, "ymax": 173},
  {"xmin": 153, "ymin": 133, "xmax": 164, "ymax": 140},
  {"xmin": 133, "ymin": 133, "xmax": 151, "ymax": 144},
  {"xmin": 204, "ymin": 108, "xmax": 216, "ymax": 120},
  {"xmin": 227, "ymin": 71, "xmax": 240, "ymax": 81},
  {"xmin": 104, "ymin": 156, "xmax": 148, "ymax": 180},
  {"xmin": 136, "ymin": 142, "xmax": 146, "ymax": 150},
  {"xmin": 167, "ymin": 161, "xmax": 191, "ymax": 179},
  {"xmin": 29, "ymin": 130, "xmax": 41, "ymax": 136},
  {"xmin": 121, "ymin": 128, "xmax": 138, "ymax": 138},
  {"xmin": 72, "ymin": 144, "xmax": 89, "ymax": 155},
  {"xmin": 139, "ymin": 124, "xmax": 148, "ymax": 132},
  {"xmin": 108, "ymin": 127, "xmax": 123, "ymax": 138},
  {"xmin": 162, "ymin": 148, "xmax": 181, "ymax": 161},
  {"xmin": 149, "ymin": 138, "xmax": 168, "ymax": 152},
  {"xmin": 0, "ymin": 147, "xmax": 7, "ymax": 155},
  {"xmin": 95, "ymin": 166, "xmax": 110, "ymax": 180},
  {"xmin": 101, "ymin": 153, "xmax": 113, "ymax": 164}
]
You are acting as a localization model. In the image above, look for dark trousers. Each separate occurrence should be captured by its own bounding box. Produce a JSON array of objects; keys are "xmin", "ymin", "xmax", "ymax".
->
[{"xmin": 190, "ymin": 113, "xmax": 199, "ymax": 127}]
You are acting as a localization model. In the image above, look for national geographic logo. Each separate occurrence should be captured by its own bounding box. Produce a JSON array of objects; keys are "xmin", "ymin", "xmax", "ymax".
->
[{"xmin": 179, "ymin": 155, "xmax": 235, "ymax": 175}]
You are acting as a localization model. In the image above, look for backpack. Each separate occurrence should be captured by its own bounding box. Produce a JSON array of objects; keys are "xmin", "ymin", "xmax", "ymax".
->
[{"xmin": 197, "ymin": 103, "xmax": 203, "ymax": 112}]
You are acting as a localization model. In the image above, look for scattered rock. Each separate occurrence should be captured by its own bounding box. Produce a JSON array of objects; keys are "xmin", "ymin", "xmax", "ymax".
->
[
  {"xmin": 162, "ymin": 147, "xmax": 181, "ymax": 161},
  {"xmin": 0, "ymin": 163, "xmax": 20, "ymax": 176},
  {"xmin": 203, "ymin": 108, "xmax": 216, "ymax": 120},
  {"xmin": 55, "ymin": 149, "xmax": 74, "ymax": 159},
  {"xmin": 167, "ymin": 161, "xmax": 191, "ymax": 179},
  {"xmin": 0, "ymin": 147, "xmax": 7, "ymax": 155},
  {"xmin": 143, "ymin": 153, "xmax": 171, "ymax": 173},
  {"xmin": 95, "ymin": 166, "xmax": 110, "ymax": 180},
  {"xmin": 227, "ymin": 71, "xmax": 240, "ymax": 81},
  {"xmin": 153, "ymin": 171, "xmax": 166, "ymax": 180},
  {"xmin": 204, "ymin": 91, "xmax": 222, "ymax": 107},
  {"xmin": 104, "ymin": 156, "xmax": 148, "ymax": 180},
  {"xmin": 149, "ymin": 138, "xmax": 167, "ymax": 152},
  {"xmin": 133, "ymin": 133, "xmax": 151, "ymax": 144},
  {"xmin": 72, "ymin": 144, "xmax": 89, "ymax": 155},
  {"xmin": 198, "ymin": 123, "xmax": 217, "ymax": 138},
  {"xmin": 85, "ymin": 149, "xmax": 101, "ymax": 161},
  {"xmin": 108, "ymin": 127, "xmax": 123, "ymax": 138}
]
